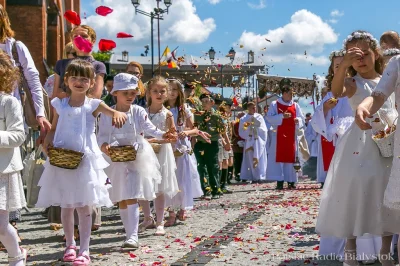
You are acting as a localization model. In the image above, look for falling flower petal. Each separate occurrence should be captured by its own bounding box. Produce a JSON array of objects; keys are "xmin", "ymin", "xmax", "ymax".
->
[
  {"xmin": 98, "ymin": 39, "xmax": 116, "ymax": 52},
  {"xmin": 64, "ymin": 10, "xmax": 81, "ymax": 25},
  {"xmin": 73, "ymin": 36, "xmax": 93, "ymax": 53},
  {"xmin": 117, "ymin": 32, "xmax": 134, "ymax": 38},
  {"xmin": 95, "ymin": 6, "xmax": 113, "ymax": 16},
  {"xmin": 128, "ymin": 252, "xmax": 137, "ymax": 258}
]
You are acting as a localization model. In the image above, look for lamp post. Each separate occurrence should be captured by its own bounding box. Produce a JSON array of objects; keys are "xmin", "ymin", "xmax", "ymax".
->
[
  {"xmin": 131, "ymin": 0, "xmax": 172, "ymax": 77},
  {"xmin": 208, "ymin": 47, "xmax": 236, "ymax": 97}
]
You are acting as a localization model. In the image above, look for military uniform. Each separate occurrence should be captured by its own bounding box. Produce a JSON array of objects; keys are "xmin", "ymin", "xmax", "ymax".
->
[{"xmin": 194, "ymin": 108, "xmax": 226, "ymax": 197}]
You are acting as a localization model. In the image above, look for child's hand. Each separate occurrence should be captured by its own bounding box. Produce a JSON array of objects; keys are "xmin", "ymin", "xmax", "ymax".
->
[
  {"xmin": 112, "ymin": 112, "xmax": 127, "ymax": 128},
  {"xmin": 101, "ymin": 143, "xmax": 110, "ymax": 156},
  {"xmin": 198, "ymin": 130, "xmax": 211, "ymax": 143},
  {"xmin": 42, "ymin": 133, "xmax": 54, "ymax": 155},
  {"xmin": 163, "ymin": 127, "xmax": 178, "ymax": 142},
  {"xmin": 343, "ymin": 47, "xmax": 364, "ymax": 67}
]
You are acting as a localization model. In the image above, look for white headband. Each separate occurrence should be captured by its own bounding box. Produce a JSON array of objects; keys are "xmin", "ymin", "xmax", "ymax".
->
[
  {"xmin": 167, "ymin": 78, "xmax": 184, "ymax": 92},
  {"xmin": 343, "ymin": 31, "xmax": 379, "ymax": 49}
]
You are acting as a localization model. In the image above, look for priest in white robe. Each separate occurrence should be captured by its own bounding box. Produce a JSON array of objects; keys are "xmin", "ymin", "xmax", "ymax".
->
[
  {"xmin": 239, "ymin": 102, "xmax": 267, "ymax": 181},
  {"xmin": 265, "ymin": 78, "xmax": 305, "ymax": 190}
]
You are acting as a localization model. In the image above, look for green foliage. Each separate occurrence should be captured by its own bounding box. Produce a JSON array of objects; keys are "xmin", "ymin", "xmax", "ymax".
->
[
  {"xmin": 194, "ymin": 84, "xmax": 202, "ymax": 97},
  {"xmin": 92, "ymin": 51, "xmax": 113, "ymax": 62}
]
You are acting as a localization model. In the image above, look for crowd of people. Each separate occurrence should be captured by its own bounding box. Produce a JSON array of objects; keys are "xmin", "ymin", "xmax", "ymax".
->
[{"xmin": 1, "ymin": 3, "xmax": 400, "ymax": 265}]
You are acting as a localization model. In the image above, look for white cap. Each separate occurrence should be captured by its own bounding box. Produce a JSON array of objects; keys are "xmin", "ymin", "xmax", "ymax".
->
[{"xmin": 110, "ymin": 73, "xmax": 139, "ymax": 94}]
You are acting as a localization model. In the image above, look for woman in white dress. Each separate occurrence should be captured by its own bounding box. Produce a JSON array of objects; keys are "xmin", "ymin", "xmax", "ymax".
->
[
  {"xmin": 138, "ymin": 76, "xmax": 179, "ymax": 236},
  {"xmin": 356, "ymin": 54, "xmax": 400, "ymax": 258},
  {"xmin": 315, "ymin": 31, "xmax": 399, "ymax": 266},
  {"xmin": 97, "ymin": 73, "xmax": 173, "ymax": 248},
  {"xmin": 0, "ymin": 51, "xmax": 27, "ymax": 266},
  {"xmin": 164, "ymin": 78, "xmax": 206, "ymax": 226}
]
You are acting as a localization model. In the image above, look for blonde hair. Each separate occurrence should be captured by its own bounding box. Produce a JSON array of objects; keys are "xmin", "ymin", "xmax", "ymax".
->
[
  {"xmin": 380, "ymin": 31, "xmax": 400, "ymax": 49},
  {"xmin": 126, "ymin": 61, "xmax": 145, "ymax": 97},
  {"xmin": 146, "ymin": 76, "xmax": 168, "ymax": 107},
  {"xmin": 0, "ymin": 4, "xmax": 15, "ymax": 43},
  {"xmin": 63, "ymin": 42, "xmax": 76, "ymax": 59},
  {"xmin": 70, "ymin": 25, "xmax": 97, "ymax": 43},
  {"xmin": 0, "ymin": 50, "xmax": 20, "ymax": 93}
]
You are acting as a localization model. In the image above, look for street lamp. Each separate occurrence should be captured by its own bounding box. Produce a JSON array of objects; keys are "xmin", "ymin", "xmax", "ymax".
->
[
  {"xmin": 131, "ymin": 0, "xmax": 172, "ymax": 77},
  {"xmin": 208, "ymin": 47, "xmax": 236, "ymax": 97}
]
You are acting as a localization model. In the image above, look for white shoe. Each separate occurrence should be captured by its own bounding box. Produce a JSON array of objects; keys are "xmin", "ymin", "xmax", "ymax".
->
[
  {"xmin": 155, "ymin": 223, "xmax": 166, "ymax": 236},
  {"xmin": 122, "ymin": 238, "xmax": 139, "ymax": 249}
]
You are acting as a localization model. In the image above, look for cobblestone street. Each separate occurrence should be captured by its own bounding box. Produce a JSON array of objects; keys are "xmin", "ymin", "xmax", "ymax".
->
[{"xmin": 0, "ymin": 181, "xmax": 385, "ymax": 265}]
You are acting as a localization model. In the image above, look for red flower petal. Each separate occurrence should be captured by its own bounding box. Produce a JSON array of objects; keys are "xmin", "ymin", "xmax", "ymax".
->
[
  {"xmin": 312, "ymin": 245, "xmax": 320, "ymax": 250},
  {"xmin": 98, "ymin": 39, "xmax": 116, "ymax": 52},
  {"xmin": 117, "ymin": 32, "xmax": 134, "ymax": 38},
  {"xmin": 128, "ymin": 252, "xmax": 137, "ymax": 258},
  {"xmin": 287, "ymin": 248, "xmax": 295, "ymax": 252},
  {"xmin": 64, "ymin": 10, "xmax": 81, "ymax": 25},
  {"xmin": 73, "ymin": 36, "xmax": 93, "ymax": 53},
  {"xmin": 95, "ymin": 6, "xmax": 113, "ymax": 16}
]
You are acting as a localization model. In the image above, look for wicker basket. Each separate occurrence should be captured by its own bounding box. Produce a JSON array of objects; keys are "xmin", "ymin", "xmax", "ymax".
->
[
  {"xmin": 48, "ymin": 147, "xmax": 84, "ymax": 169},
  {"xmin": 174, "ymin": 150, "xmax": 184, "ymax": 157},
  {"xmin": 151, "ymin": 143, "xmax": 162, "ymax": 154},
  {"xmin": 372, "ymin": 116, "xmax": 397, "ymax": 158},
  {"xmin": 109, "ymin": 145, "xmax": 137, "ymax": 162},
  {"xmin": 373, "ymin": 129, "xmax": 395, "ymax": 157}
]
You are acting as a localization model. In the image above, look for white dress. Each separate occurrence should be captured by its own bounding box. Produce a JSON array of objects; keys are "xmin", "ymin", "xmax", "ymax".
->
[
  {"xmin": 166, "ymin": 105, "xmax": 203, "ymax": 210},
  {"xmin": 372, "ymin": 55, "xmax": 400, "ymax": 210},
  {"xmin": 97, "ymin": 105, "xmax": 164, "ymax": 203},
  {"xmin": 265, "ymin": 98, "xmax": 305, "ymax": 182},
  {"xmin": 316, "ymin": 74, "xmax": 400, "ymax": 238},
  {"xmin": 36, "ymin": 97, "xmax": 112, "ymax": 208},
  {"xmin": 239, "ymin": 113, "xmax": 268, "ymax": 181},
  {"xmin": 0, "ymin": 93, "xmax": 27, "ymax": 212},
  {"xmin": 145, "ymin": 107, "xmax": 179, "ymax": 199}
]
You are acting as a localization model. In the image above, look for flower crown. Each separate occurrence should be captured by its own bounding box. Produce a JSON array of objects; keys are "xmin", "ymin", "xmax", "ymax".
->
[
  {"xmin": 329, "ymin": 50, "xmax": 346, "ymax": 61},
  {"xmin": 342, "ymin": 31, "xmax": 379, "ymax": 49},
  {"xmin": 383, "ymin": 48, "xmax": 400, "ymax": 56},
  {"xmin": 166, "ymin": 78, "xmax": 184, "ymax": 92}
]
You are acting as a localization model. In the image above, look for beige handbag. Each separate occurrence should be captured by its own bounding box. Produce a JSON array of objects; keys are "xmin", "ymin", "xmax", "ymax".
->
[{"xmin": 23, "ymin": 146, "xmax": 45, "ymax": 207}]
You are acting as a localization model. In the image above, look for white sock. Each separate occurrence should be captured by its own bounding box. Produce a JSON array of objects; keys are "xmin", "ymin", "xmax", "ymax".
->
[
  {"xmin": 127, "ymin": 204, "xmax": 139, "ymax": 241},
  {"xmin": 119, "ymin": 208, "xmax": 132, "ymax": 240}
]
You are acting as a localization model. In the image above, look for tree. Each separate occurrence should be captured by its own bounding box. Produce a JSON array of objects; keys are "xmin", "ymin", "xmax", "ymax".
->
[{"xmin": 92, "ymin": 51, "xmax": 113, "ymax": 62}]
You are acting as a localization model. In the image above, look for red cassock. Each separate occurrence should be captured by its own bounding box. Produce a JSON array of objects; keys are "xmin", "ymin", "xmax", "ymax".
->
[
  {"xmin": 276, "ymin": 102, "xmax": 296, "ymax": 163},
  {"xmin": 321, "ymin": 117, "xmax": 335, "ymax": 171}
]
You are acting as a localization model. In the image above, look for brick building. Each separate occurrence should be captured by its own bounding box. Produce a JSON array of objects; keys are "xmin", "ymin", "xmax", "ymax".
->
[{"xmin": 0, "ymin": 0, "xmax": 80, "ymax": 83}]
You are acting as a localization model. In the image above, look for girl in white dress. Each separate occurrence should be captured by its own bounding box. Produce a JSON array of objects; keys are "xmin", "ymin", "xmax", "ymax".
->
[
  {"xmin": 315, "ymin": 31, "xmax": 399, "ymax": 266},
  {"xmin": 0, "ymin": 51, "xmax": 27, "ymax": 266},
  {"xmin": 164, "ymin": 78, "xmax": 206, "ymax": 226},
  {"xmin": 356, "ymin": 55, "xmax": 400, "ymax": 258},
  {"xmin": 138, "ymin": 76, "xmax": 179, "ymax": 236},
  {"xmin": 97, "ymin": 73, "xmax": 173, "ymax": 248},
  {"xmin": 37, "ymin": 60, "xmax": 127, "ymax": 266}
]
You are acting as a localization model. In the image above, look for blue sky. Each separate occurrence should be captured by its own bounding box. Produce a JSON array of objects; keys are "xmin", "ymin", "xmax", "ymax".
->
[{"xmin": 82, "ymin": 0, "xmax": 399, "ymax": 113}]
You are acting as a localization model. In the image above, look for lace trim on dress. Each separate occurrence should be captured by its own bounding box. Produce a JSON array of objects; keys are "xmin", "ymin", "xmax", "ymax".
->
[{"xmin": 371, "ymin": 91, "xmax": 388, "ymax": 101}]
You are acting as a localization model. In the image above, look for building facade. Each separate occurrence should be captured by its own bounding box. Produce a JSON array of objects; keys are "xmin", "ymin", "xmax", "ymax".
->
[{"xmin": 2, "ymin": 0, "xmax": 80, "ymax": 83}]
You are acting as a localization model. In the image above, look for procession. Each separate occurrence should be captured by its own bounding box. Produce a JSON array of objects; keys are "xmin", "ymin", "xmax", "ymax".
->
[{"xmin": 0, "ymin": 0, "xmax": 400, "ymax": 265}]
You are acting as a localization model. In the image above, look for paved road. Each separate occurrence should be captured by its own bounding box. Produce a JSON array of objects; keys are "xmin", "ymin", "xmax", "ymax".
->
[{"xmin": 0, "ymin": 180, "xmax": 387, "ymax": 265}]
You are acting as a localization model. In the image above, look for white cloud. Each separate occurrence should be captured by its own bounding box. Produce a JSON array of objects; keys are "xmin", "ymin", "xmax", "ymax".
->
[
  {"xmin": 328, "ymin": 19, "xmax": 338, "ymax": 24},
  {"xmin": 330, "ymin": 9, "xmax": 344, "ymax": 17},
  {"xmin": 235, "ymin": 10, "xmax": 338, "ymax": 66},
  {"xmin": 83, "ymin": 0, "xmax": 216, "ymax": 52},
  {"xmin": 208, "ymin": 0, "xmax": 222, "ymax": 4},
  {"xmin": 248, "ymin": 0, "xmax": 266, "ymax": 9}
]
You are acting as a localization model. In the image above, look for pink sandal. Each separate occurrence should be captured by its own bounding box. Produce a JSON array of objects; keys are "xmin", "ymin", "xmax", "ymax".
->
[
  {"xmin": 63, "ymin": 245, "xmax": 77, "ymax": 262},
  {"xmin": 73, "ymin": 253, "xmax": 91, "ymax": 266}
]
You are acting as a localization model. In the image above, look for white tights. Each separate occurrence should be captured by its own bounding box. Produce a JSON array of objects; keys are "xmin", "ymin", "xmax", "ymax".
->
[
  {"xmin": 0, "ymin": 210, "xmax": 23, "ymax": 266},
  {"xmin": 61, "ymin": 206, "xmax": 92, "ymax": 255},
  {"xmin": 139, "ymin": 193, "xmax": 165, "ymax": 224}
]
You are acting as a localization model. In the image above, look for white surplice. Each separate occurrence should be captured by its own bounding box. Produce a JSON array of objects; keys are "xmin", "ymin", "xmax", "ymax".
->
[
  {"xmin": 238, "ymin": 113, "xmax": 268, "ymax": 181},
  {"xmin": 265, "ymin": 98, "xmax": 304, "ymax": 182}
]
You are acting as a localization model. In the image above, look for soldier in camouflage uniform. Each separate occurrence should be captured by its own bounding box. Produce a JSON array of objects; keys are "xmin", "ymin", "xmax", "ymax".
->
[{"xmin": 194, "ymin": 94, "xmax": 231, "ymax": 200}]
